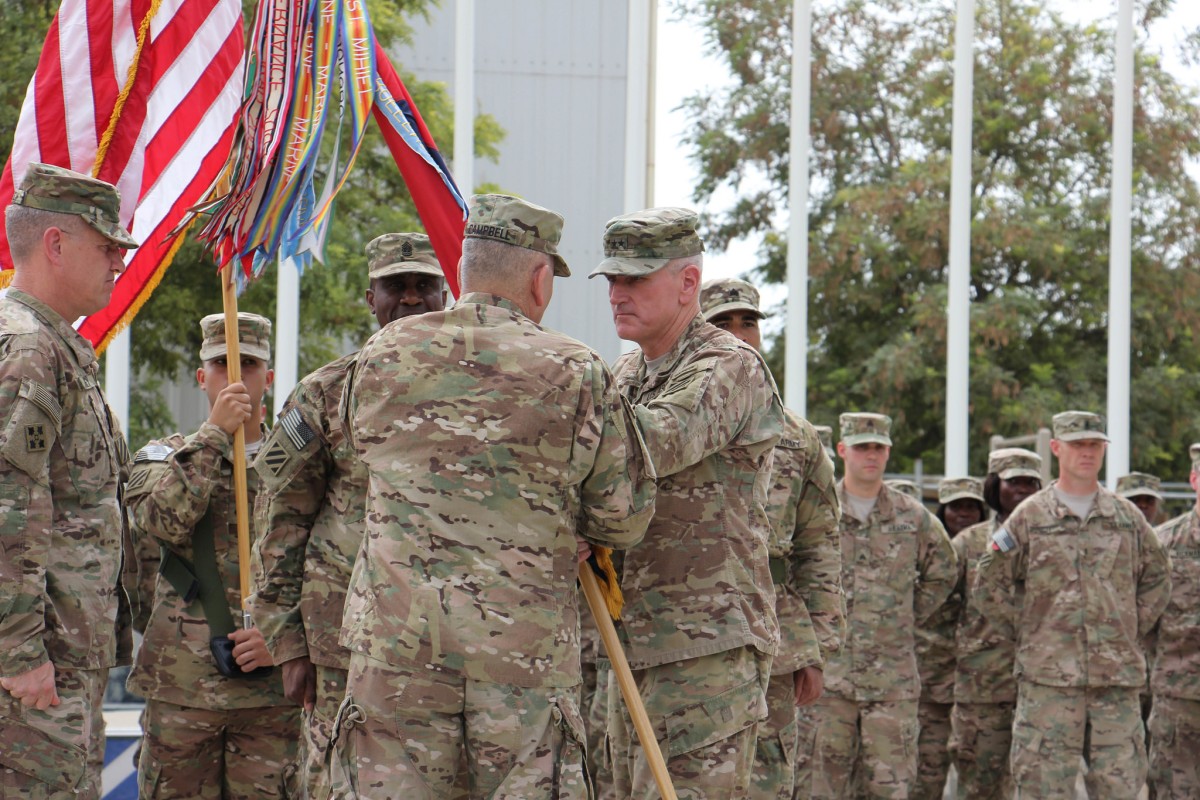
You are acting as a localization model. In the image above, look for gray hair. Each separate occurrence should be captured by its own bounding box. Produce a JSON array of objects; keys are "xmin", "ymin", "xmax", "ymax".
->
[
  {"xmin": 460, "ymin": 238, "xmax": 547, "ymax": 294},
  {"xmin": 5, "ymin": 205, "xmax": 78, "ymax": 263}
]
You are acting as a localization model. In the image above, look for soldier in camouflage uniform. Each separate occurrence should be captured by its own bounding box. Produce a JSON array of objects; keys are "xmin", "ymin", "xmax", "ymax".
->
[
  {"xmin": 948, "ymin": 449, "xmax": 1041, "ymax": 800},
  {"xmin": 913, "ymin": 477, "xmax": 985, "ymax": 800},
  {"xmin": 1116, "ymin": 472, "xmax": 1163, "ymax": 525},
  {"xmin": 589, "ymin": 210, "xmax": 784, "ymax": 799},
  {"xmin": 0, "ymin": 163, "xmax": 136, "ymax": 799},
  {"xmin": 249, "ymin": 233, "xmax": 447, "ymax": 799},
  {"xmin": 1145, "ymin": 451, "xmax": 1200, "ymax": 798},
  {"xmin": 973, "ymin": 411, "xmax": 1171, "ymax": 799},
  {"xmin": 815, "ymin": 425, "xmax": 835, "ymax": 464},
  {"xmin": 800, "ymin": 412, "xmax": 957, "ymax": 800},
  {"xmin": 333, "ymin": 194, "xmax": 655, "ymax": 798},
  {"xmin": 127, "ymin": 313, "xmax": 300, "ymax": 799},
  {"xmin": 700, "ymin": 277, "xmax": 844, "ymax": 800}
]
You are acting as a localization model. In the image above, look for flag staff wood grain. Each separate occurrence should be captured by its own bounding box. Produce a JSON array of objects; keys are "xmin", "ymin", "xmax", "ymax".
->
[
  {"xmin": 578, "ymin": 562, "xmax": 678, "ymax": 800},
  {"xmin": 221, "ymin": 262, "xmax": 254, "ymax": 623}
]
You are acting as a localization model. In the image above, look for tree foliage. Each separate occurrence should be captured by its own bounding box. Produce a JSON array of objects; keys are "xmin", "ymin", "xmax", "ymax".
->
[
  {"xmin": 1, "ymin": 0, "xmax": 504, "ymax": 446},
  {"xmin": 680, "ymin": 0, "xmax": 1200, "ymax": 477}
]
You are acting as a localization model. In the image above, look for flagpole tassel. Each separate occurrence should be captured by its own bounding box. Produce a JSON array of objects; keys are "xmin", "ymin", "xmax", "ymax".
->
[{"xmin": 94, "ymin": 0, "xmax": 165, "ymax": 175}]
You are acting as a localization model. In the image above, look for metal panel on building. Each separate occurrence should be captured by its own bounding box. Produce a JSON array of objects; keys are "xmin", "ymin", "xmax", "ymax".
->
[{"xmin": 394, "ymin": 0, "xmax": 632, "ymax": 361}]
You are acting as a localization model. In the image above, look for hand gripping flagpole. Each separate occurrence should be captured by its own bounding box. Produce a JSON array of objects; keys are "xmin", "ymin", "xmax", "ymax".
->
[
  {"xmin": 577, "ymin": 560, "xmax": 678, "ymax": 800},
  {"xmin": 220, "ymin": 262, "xmax": 254, "ymax": 626}
]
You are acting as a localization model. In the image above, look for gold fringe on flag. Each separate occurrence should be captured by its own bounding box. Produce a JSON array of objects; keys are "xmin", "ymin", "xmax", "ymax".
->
[{"xmin": 591, "ymin": 546, "xmax": 624, "ymax": 621}]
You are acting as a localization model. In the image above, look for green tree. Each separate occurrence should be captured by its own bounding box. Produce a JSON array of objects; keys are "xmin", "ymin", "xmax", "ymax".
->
[
  {"xmin": 681, "ymin": 0, "xmax": 1200, "ymax": 477},
  {"xmin": 1, "ymin": 0, "xmax": 503, "ymax": 446}
]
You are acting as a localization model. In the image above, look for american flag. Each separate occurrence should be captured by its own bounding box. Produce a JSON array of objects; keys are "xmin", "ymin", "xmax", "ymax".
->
[{"xmin": 0, "ymin": 0, "xmax": 244, "ymax": 352}]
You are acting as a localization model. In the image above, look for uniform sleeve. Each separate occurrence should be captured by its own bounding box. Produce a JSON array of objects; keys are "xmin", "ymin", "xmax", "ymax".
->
[
  {"xmin": 576, "ymin": 359, "xmax": 655, "ymax": 551},
  {"xmin": 789, "ymin": 441, "xmax": 844, "ymax": 663},
  {"xmin": 0, "ymin": 343, "xmax": 60, "ymax": 675},
  {"xmin": 125, "ymin": 423, "xmax": 232, "ymax": 550},
  {"xmin": 630, "ymin": 349, "xmax": 779, "ymax": 479},
  {"xmin": 915, "ymin": 511, "xmax": 959, "ymax": 624},
  {"xmin": 249, "ymin": 386, "xmax": 332, "ymax": 664},
  {"xmin": 972, "ymin": 515, "xmax": 1028, "ymax": 640},
  {"xmin": 1135, "ymin": 517, "xmax": 1171, "ymax": 640}
]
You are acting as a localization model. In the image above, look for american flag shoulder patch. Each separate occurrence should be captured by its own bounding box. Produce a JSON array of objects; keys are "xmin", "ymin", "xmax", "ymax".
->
[
  {"xmin": 990, "ymin": 527, "xmax": 1017, "ymax": 553},
  {"xmin": 279, "ymin": 407, "xmax": 317, "ymax": 451},
  {"xmin": 134, "ymin": 443, "xmax": 175, "ymax": 463}
]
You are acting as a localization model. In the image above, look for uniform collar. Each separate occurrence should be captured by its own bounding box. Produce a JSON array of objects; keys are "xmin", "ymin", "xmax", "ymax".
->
[
  {"xmin": 456, "ymin": 292, "xmax": 528, "ymax": 319},
  {"xmin": 632, "ymin": 313, "xmax": 708, "ymax": 384},
  {"xmin": 1045, "ymin": 480, "xmax": 1119, "ymax": 520},
  {"xmin": 6, "ymin": 289, "xmax": 98, "ymax": 369}
]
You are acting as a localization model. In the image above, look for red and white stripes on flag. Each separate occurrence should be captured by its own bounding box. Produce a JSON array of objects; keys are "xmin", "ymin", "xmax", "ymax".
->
[{"xmin": 0, "ymin": 0, "xmax": 244, "ymax": 353}]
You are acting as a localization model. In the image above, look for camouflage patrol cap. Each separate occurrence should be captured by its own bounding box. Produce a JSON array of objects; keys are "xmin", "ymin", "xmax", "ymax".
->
[
  {"xmin": 199, "ymin": 312, "xmax": 272, "ymax": 362},
  {"xmin": 588, "ymin": 207, "xmax": 705, "ymax": 278},
  {"xmin": 814, "ymin": 425, "xmax": 834, "ymax": 453},
  {"xmin": 464, "ymin": 194, "xmax": 569, "ymax": 277},
  {"xmin": 1052, "ymin": 410, "xmax": 1109, "ymax": 442},
  {"xmin": 366, "ymin": 232, "xmax": 444, "ymax": 280},
  {"xmin": 1116, "ymin": 472, "xmax": 1163, "ymax": 500},
  {"xmin": 939, "ymin": 476, "xmax": 984, "ymax": 505},
  {"xmin": 887, "ymin": 479, "xmax": 921, "ymax": 499},
  {"xmin": 1190, "ymin": 443, "xmax": 1200, "ymax": 469},
  {"xmin": 12, "ymin": 163, "xmax": 138, "ymax": 248},
  {"xmin": 987, "ymin": 447, "xmax": 1042, "ymax": 480},
  {"xmin": 839, "ymin": 412, "xmax": 892, "ymax": 446},
  {"xmin": 700, "ymin": 278, "xmax": 766, "ymax": 322}
]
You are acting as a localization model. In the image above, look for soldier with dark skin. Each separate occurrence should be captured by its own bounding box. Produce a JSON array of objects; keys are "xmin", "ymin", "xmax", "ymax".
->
[
  {"xmin": 949, "ymin": 449, "xmax": 1041, "ymax": 800},
  {"xmin": 974, "ymin": 412, "xmax": 1171, "ymax": 799},
  {"xmin": 1116, "ymin": 472, "xmax": 1163, "ymax": 525},
  {"xmin": 0, "ymin": 163, "xmax": 137, "ymax": 798},
  {"xmin": 250, "ymin": 233, "xmax": 447, "ymax": 799},
  {"xmin": 126, "ymin": 313, "xmax": 301, "ymax": 799},
  {"xmin": 701, "ymin": 277, "xmax": 844, "ymax": 800}
]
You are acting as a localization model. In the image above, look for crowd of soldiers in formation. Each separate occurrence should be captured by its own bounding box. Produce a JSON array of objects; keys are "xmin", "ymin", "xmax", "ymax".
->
[{"xmin": 0, "ymin": 163, "xmax": 1196, "ymax": 800}]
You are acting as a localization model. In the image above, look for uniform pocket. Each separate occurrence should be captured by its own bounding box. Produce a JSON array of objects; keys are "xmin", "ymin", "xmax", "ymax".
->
[
  {"xmin": 662, "ymin": 678, "xmax": 763, "ymax": 759},
  {"xmin": 551, "ymin": 694, "xmax": 593, "ymax": 800},
  {"xmin": 322, "ymin": 697, "xmax": 365, "ymax": 800},
  {"xmin": 0, "ymin": 718, "xmax": 87, "ymax": 793}
]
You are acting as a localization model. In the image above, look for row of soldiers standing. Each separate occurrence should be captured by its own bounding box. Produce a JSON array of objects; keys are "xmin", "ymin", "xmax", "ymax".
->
[{"xmin": 0, "ymin": 164, "xmax": 1197, "ymax": 800}]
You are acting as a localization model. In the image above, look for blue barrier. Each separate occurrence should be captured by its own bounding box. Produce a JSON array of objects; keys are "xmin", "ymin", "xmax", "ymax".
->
[{"xmin": 101, "ymin": 707, "xmax": 141, "ymax": 800}]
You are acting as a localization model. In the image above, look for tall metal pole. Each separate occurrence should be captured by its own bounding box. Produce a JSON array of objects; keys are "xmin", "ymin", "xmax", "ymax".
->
[
  {"xmin": 785, "ymin": 0, "xmax": 812, "ymax": 417},
  {"xmin": 273, "ymin": 257, "xmax": 300, "ymax": 417},
  {"xmin": 945, "ymin": 0, "xmax": 976, "ymax": 477},
  {"xmin": 1107, "ymin": 0, "xmax": 1134, "ymax": 487},
  {"xmin": 105, "ymin": 326, "xmax": 131, "ymax": 436},
  {"xmin": 624, "ymin": 0, "xmax": 654, "ymax": 212},
  {"xmin": 454, "ymin": 0, "xmax": 476, "ymax": 194}
]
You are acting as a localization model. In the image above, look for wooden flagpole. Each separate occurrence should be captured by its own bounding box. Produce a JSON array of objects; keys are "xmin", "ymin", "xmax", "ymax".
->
[
  {"xmin": 220, "ymin": 262, "xmax": 254, "ymax": 623},
  {"xmin": 577, "ymin": 563, "xmax": 678, "ymax": 800}
]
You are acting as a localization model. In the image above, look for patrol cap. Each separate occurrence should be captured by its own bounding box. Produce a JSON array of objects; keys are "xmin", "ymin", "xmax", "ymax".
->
[
  {"xmin": 887, "ymin": 479, "xmax": 920, "ymax": 499},
  {"xmin": 1190, "ymin": 443, "xmax": 1200, "ymax": 470},
  {"xmin": 11, "ymin": 162, "xmax": 138, "ymax": 248},
  {"xmin": 939, "ymin": 476, "xmax": 984, "ymax": 505},
  {"xmin": 366, "ymin": 233, "xmax": 444, "ymax": 280},
  {"xmin": 464, "ymin": 194, "xmax": 569, "ymax": 277},
  {"xmin": 589, "ymin": 207, "xmax": 705, "ymax": 278},
  {"xmin": 1116, "ymin": 472, "xmax": 1163, "ymax": 500},
  {"xmin": 199, "ymin": 312, "xmax": 272, "ymax": 362},
  {"xmin": 814, "ymin": 425, "xmax": 834, "ymax": 453},
  {"xmin": 839, "ymin": 412, "xmax": 892, "ymax": 447},
  {"xmin": 1052, "ymin": 410, "xmax": 1109, "ymax": 442},
  {"xmin": 987, "ymin": 447, "xmax": 1042, "ymax": 480},
  {"xmin": 700, "ymin": 278, "xmax": 766, "ymax": 322}
]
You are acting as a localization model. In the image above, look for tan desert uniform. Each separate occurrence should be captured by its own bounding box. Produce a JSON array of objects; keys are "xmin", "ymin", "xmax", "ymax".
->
[
  {"xmin": 126, "ymin": 314, "xmax": 299, "ymax": 799},
  {"xmin": 334, "ymin": 195, "xmax": 655, "ymax": 799},
  {"xmin": 0, "ymin": 164, "xmax": 135, "ymax": 799},
  {"xmin": 973, "ymin": 411, "xmax": 1171, "ymax": 799},
  {"xmin": 250, "ymin": 233, "xmax": 446, "ymax": 798},
  {"xmin": 700, "ymin": 277, "xmax": 844, "ymax": 800},
  {"xmin": 948, "ymin": 449, "xmax": 1040, "ymax": 800},
  {"xmin": 1146, "ymin": 453, "xmax": 1200, "ymax": 798},
  {"xmin": 804, "ymin": 413, "xmax": 957, "ymax": 800},
  {"xmin": 590, "ymin": 210, "xmax": 785, "ymax": 799}
]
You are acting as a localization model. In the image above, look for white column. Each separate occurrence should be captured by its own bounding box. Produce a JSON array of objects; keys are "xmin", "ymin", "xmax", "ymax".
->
[
  {"xmin": 945, "ymin": 0, "xmax": 976, "ymax": 477},
  {"xmin": 454, "ymin": 0, "xmax": 475, "ymax": 193},
  {"xmin": 273, "ymin": 258, "xmax": 300, "ymax": 417},
  {"xmin": 105, "ymin": 327, "xmax": 131, "ymax": 436},
  {"xmin": 785, "ymin": 0, "xmax": 813, "ymax": 417},
  {"xmin": 624, "ymin": 0, "xmax": 654, "ymax": 211},
  {"xmin": 1106, "ymin": 0, "xmax": 1134, "ymax": 487}
]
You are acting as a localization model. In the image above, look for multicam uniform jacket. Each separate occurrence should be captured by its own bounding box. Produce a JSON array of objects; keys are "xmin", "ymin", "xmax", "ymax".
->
[
  {"xmin": 952, "ymin": 519, "xmax": 1017, "ymax": 703},
  {"xmin": 974, "ymin": 484, "xmax": 1171, "ymax": 688},
  {"xmin": 612, "ymin": 314, "xmax": 784, "ymax": 670},
  {"xmin": 765, "ymin": 409, "xmax": 843, "ymax": 675},
  {"xmin": 0, "ymin": 289, "xmax": 130, "ymax": 677},
  {"xmin": 340, "ymin": 293, "xmax": 656, "ymax": 689},
  {"xmin": 826, "ymin": 483, "xmax": 957, "ymax": 702},
  {"xmin": 1150, "ymin": 509, "xmax": 1200, "ymax": 700},
  {"xmin": 126, "ymin": 423, "xmax": 290, "ymax": 708},
  {"xmin": 250, "ymin": 352, "xmax": 364, "ymax": 670}
]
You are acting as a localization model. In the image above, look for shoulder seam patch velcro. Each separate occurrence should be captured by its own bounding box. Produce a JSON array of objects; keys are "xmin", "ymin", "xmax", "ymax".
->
[
  {"xmin": 280, "ymin": 407, "xmax": 317, "ymax": 451},
  {"xmin": 19, "ymin": 377, "xmax": 61, "ymax": 430}
]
